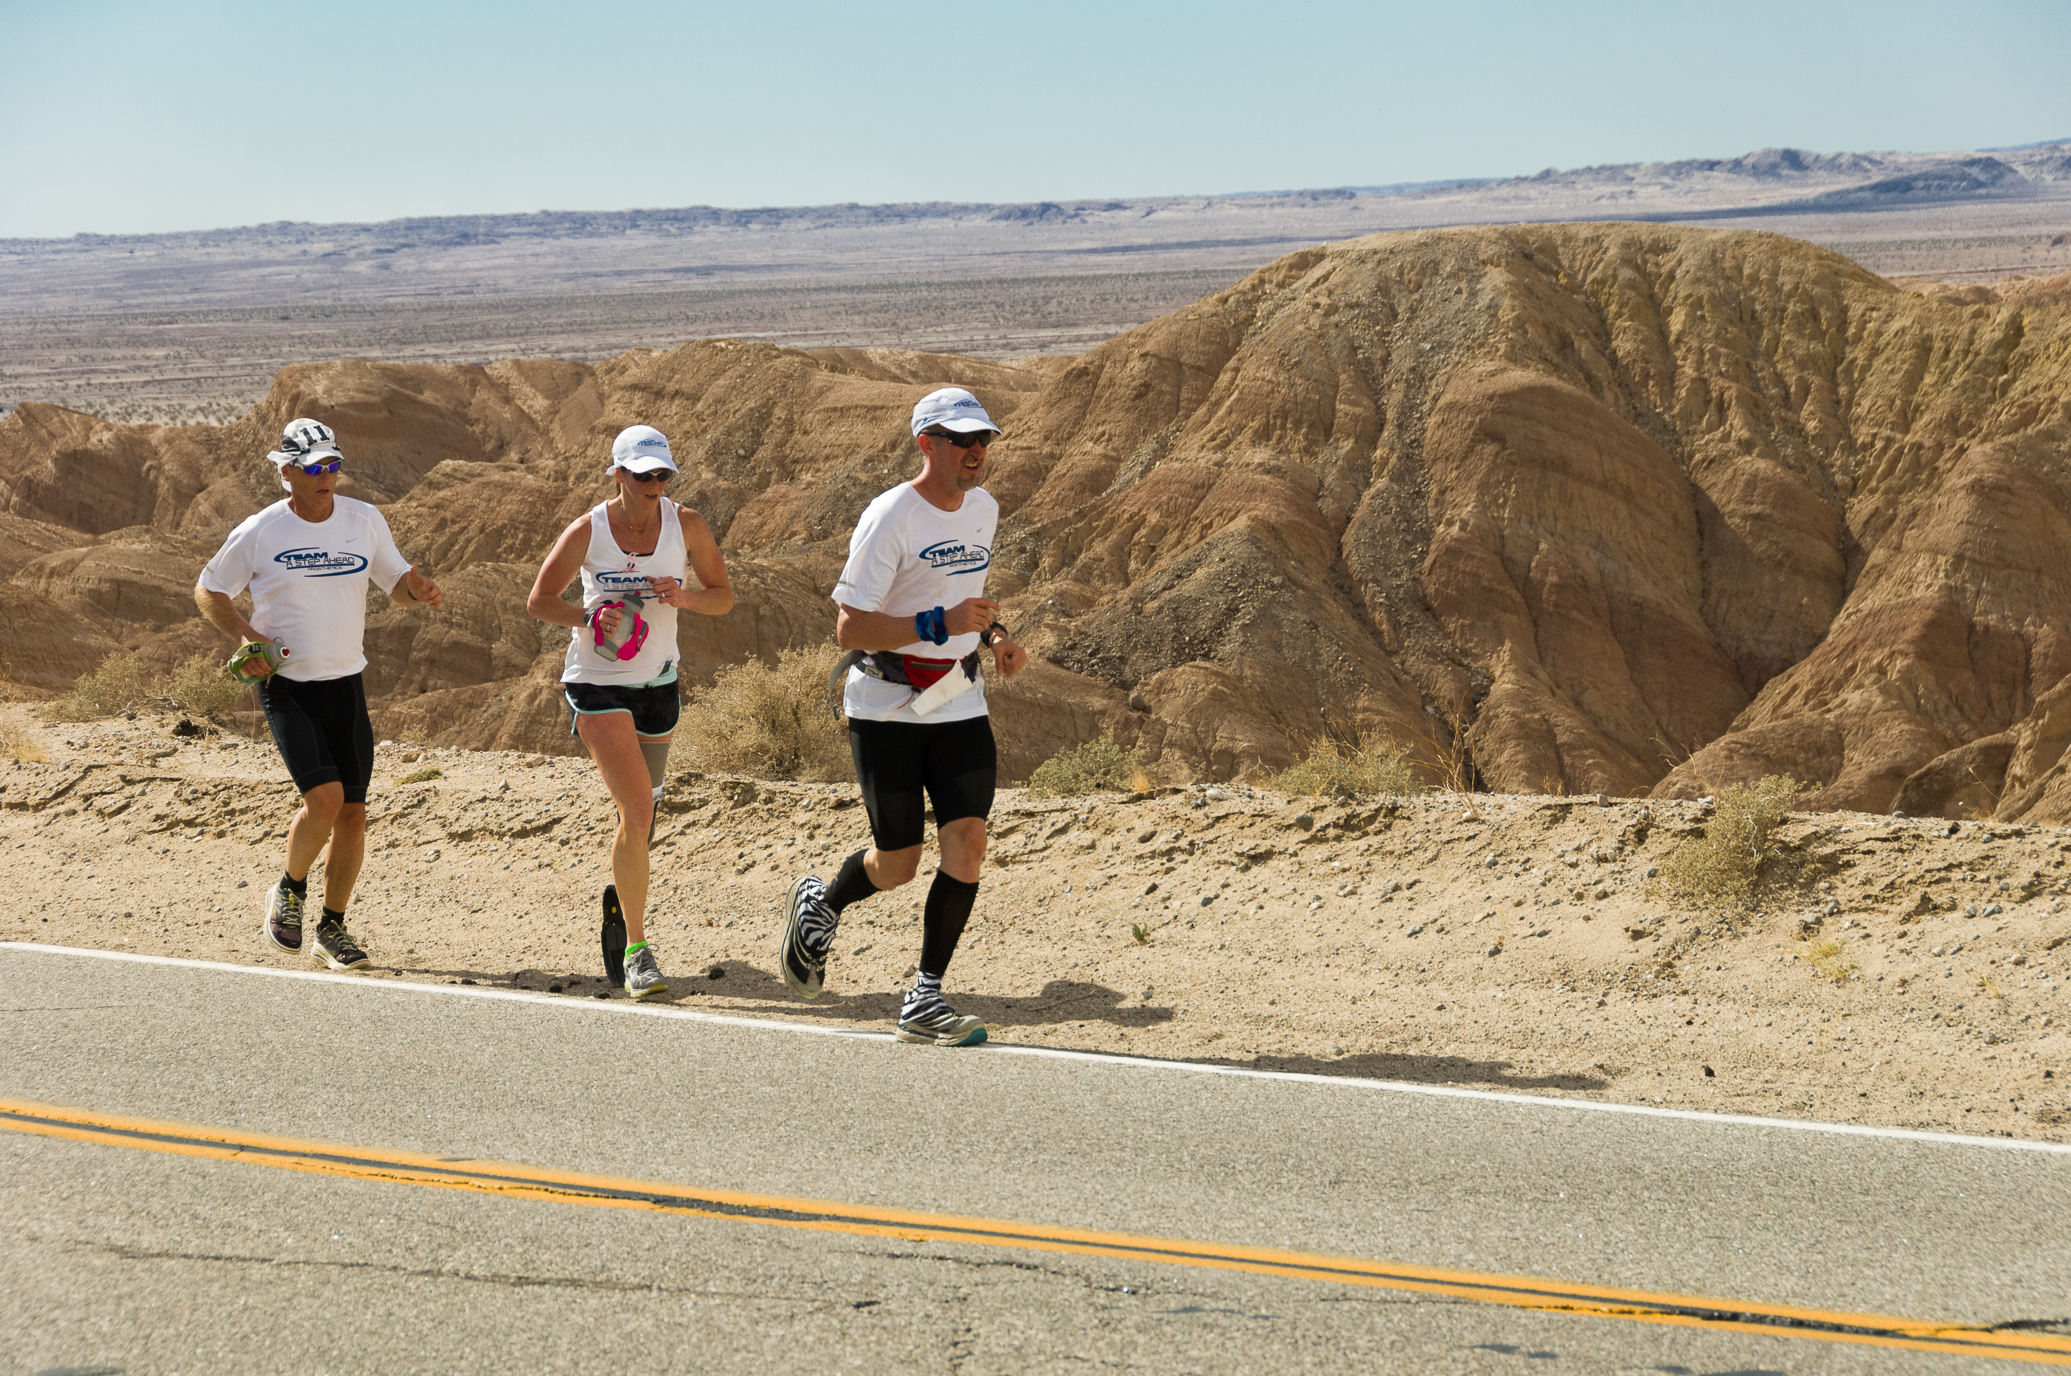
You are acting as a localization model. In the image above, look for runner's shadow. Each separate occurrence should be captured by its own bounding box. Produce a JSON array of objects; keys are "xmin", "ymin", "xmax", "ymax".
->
[
  {"xmin": 1213, "ymin": 1050, "xmax": 1610, "ymax": 1092},
  {"xmin": 687, "ymin": 968, "xmax": 1177, "ymax": 1031}
]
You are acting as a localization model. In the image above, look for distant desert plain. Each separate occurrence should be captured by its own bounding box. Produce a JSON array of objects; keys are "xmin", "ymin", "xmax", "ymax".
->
[{"xmin": 4, "ymin": 142, "xmax": 2071, "ymax": 1133}]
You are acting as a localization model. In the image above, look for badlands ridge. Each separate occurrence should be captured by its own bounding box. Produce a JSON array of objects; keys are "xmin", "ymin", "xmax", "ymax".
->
[{"xmin": 5, "ymin": 222, "xmax": 2071, "ymax": 824}]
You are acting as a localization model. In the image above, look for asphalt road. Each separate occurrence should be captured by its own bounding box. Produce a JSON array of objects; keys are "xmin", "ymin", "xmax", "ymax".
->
[{"xmin": 4, "ymin": 943, "xmax": 2068, "ymax": 1376}]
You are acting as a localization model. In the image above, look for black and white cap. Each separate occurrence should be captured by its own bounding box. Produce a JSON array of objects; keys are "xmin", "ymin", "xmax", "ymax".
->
[
  {"xmin": 610, "ymin": 424, "xmax": 679, "ymax": 475},
  {"xmin": 266, "ymin": 418, "xmax": 345, "ymax": 490}
]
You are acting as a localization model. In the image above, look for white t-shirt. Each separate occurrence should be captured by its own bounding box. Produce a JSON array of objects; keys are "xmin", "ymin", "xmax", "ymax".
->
[
  {"xmin": 561, "ymin": 499, "xmax": 688, "ymax": 687},
  {"xmin": 198, "ymin": 498, "xmax": 412, "ymax": 682},
  {"xmin": 834, "ymin": 483, "xmax": 998, "ymax": 724}
]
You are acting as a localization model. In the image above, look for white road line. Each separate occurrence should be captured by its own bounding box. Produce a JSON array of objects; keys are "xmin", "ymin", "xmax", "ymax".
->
[{"xmin": 7, "ymin": 940, "xmax": 2067, "ymax": 1157}]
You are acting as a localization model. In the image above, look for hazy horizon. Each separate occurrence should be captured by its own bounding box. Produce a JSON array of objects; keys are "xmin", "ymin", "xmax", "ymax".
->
[{"xmin": 4, "ymin": 0, "xmax": 2068, "ymax": 240}]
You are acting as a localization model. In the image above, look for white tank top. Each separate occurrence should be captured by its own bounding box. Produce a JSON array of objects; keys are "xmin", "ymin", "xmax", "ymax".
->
[{"xmin": 560, "ymin": 498, "xmax": 687, "ymax": 686}]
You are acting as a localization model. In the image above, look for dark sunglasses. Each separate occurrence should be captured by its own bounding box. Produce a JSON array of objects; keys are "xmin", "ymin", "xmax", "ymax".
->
[
  {"xmin": 623, "ymin": 469, "xmax": 672, "ymax": 483},
  {"xmin": 286, "ymin": 459, "xmax": 342, "ymax": 476},
  {"xmin": 925, "ymin": 429, "xmax": 996, "ymax": 450}
]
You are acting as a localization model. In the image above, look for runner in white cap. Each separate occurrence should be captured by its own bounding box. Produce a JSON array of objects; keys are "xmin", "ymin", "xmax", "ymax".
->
[
  {"xmin": 194, "ymin": 418, "xmax": 444, "ymax": 969},
  {"xmin": 776, "ymin": 387, "xmax": 1027, "ymax": 1045},
  {"xmin": 527, "ymin": 424, "xmax": 733, "ymax": 999}
]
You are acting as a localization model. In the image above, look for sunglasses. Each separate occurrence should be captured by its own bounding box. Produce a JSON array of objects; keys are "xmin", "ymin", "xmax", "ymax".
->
[
  {"xmin": 622, "ymin": 469, "xmax": 672, "ymax": 483},
  {"xmin": 286, "ymin": 459, "xmax": 342, "ymax": 476},
  {"xmin": 925, "ymin": 429, "xmax": 996, "ymax": 450}
]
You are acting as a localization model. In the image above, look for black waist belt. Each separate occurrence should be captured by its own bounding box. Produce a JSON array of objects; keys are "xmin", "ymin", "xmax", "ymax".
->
[{"xmin": 827, "ymin": 649, "xmax": 981, "ymax": 716}]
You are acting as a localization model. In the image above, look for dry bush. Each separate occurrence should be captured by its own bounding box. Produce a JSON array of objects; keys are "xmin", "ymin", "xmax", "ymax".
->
[
  {"xmin": 43, "ymin": 650, "xmax": 158, "ymax": 721},
  {"xmin": 1026, "ymin": 731, "xmax": 1145, "ymax": 797},
  {"xmin": 0, "ymin": 704, "xmax": 43, "ymax": 761},
  {"xmin": 168, "ymin": 652, "xmax": 246, "ymax": 719},
  {"xmin": 682, "ymin": 644, "xmax": 852, "ymax": 783},
  {"xmin": 1803, "ymin": 937, "xmax": 1856, "ymax": 983},
  {"xmin": 1270, "ymin": 727, "xmax": 1423, "ymax": 799},
  {"xmin": 44, "ymin": 649, "xmax": 245, "ymax": 722},
  {"xmin": 1654, "ymin": 774, "xmax": 1802, "ymax": 911}
]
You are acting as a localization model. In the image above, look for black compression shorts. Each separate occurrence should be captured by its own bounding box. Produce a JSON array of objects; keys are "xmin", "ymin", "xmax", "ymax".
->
[
  {"xmin": 563, "ymin": 680, "xmax": 681, "ymax": 738},
  {"xmin": 257, "ymin": 672, "xmax": 374, "ymax": 804},
  {"xmin": 848, "ymin": 715, "xmax": 997, "ymax": 851}
]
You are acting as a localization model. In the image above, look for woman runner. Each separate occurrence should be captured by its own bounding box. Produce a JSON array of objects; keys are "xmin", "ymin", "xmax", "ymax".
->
[{"xmin": 527, "ymin": 425, "xmax": 732, "ymax": 998}]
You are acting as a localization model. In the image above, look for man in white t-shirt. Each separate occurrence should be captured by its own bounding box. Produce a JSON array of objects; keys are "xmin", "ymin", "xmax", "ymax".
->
[
  {"xmin": 194, "ymin": 418, "xmax": 443, "ymax": 970},
  {"xmin": 777, "ymin": 387, "xmax": 1027, "ymax": 1046}
]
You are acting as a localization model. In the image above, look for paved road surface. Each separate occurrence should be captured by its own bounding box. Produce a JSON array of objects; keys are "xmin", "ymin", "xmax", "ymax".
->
[{"xmin": 4, "ymin": 944, "xmax": 2068, "ymax": 1375}]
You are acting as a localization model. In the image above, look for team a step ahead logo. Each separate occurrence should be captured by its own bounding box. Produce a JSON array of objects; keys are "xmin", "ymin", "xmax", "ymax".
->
[
  {"xmin": 274, "ymin": 547, "xmax": 370, "ymax": 577},
  {"xmin": 919, "ymin": 539, "xmax": 990, "ymax": 575}
]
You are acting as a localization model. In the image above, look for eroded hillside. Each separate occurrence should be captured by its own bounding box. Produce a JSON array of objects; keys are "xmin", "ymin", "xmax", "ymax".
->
[{"xmin": 6, "ymin": 223, "xmax": 2071, "ymax": 819}]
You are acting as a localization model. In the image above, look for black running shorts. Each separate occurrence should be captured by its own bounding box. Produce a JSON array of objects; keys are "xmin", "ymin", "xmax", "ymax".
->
[
  {"xmin": 564, "ymin": 680, "xmax": 681, "ymax": 738},
  {"xmin": 257, "ymin": 672, "xmax": 375, "ymax": 805},
  {"xmin": 848, "ymin": 715, "xmax": 997, "ymax": 851}
]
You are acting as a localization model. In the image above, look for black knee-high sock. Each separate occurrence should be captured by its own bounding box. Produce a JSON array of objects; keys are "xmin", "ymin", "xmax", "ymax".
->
[
  {"xmin": 826, "ymin": 849, "xmax": 878, "ymax": 914},
  {"xmin": 919, "ymin": 871, "xmax": 980, "ymax": 979}
]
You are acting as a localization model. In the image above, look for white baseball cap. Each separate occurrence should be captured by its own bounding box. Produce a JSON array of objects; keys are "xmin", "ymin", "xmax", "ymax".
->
[
  {"xmin": 910, "ymin": 387, "xmax": 1001, "ymax": 438},
  {"xmin": 267, "ymin": 418, "xmax": 345, "ymax": 490},
  {"xmin": 609, "ymin": 424, "xmax": 679, "ymax": 474}
]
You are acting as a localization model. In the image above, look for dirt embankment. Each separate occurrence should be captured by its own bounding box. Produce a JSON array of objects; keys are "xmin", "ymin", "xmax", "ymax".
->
[{"xmin": 7, "ymin": 707, "xmax": 2066, "ymax": 1144}]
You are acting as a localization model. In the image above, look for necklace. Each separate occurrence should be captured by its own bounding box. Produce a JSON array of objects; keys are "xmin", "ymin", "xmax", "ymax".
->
[{"xmin": 613, "ymin": 497, "xmax": 660, "ymax": 538}]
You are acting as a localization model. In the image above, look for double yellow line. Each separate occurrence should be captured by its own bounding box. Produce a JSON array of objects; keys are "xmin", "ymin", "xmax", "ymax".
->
[{"xmin": 6, "ymin": 1096, "xmax": 2067, "ymax": 1366}]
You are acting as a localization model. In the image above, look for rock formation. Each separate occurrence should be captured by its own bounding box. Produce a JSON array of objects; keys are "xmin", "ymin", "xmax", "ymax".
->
[{"xmin": 6, "ymin": 223, "xmax": 2071, "ymax": 821}]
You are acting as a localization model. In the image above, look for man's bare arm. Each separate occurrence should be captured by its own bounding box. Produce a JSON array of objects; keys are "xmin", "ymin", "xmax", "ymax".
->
[{"xmin": 835, "ymin": 597, "xmax": 999, "ymax": 652}]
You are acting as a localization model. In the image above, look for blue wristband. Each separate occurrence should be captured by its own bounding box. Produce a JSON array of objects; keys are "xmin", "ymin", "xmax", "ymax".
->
[
  {"xmin": 915, "ymin": 610, "xmax": 932, "ymax": 644},
  {"xmin": 931, "ymin": 606, "xmax": 948, "ymax": 644}
]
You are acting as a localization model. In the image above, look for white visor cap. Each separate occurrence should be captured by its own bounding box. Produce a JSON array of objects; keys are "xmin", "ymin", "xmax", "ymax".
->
[
  {"xmin": 610, "ymin": 424, "xmax": 680, "ymax": 475},
  {"xmin": 910, "ymin": 387, "xmax": 1001, "ymax": 438}
]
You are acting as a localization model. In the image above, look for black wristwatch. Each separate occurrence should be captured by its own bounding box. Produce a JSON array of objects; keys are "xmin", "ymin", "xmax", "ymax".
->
[{"xmin": 983, "ymin": 621, "xmax": 1010, "ymax": 648}]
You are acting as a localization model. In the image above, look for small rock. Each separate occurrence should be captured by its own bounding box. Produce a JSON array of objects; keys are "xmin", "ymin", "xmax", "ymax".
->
[
  {"xmin": 1485, "ymin": 943, "xmax": 1502, "ymax": 957},
  {"xmin": 708, "ymin": 965, "xmax": 725, "ymax": 979},
  {"xmin": 1199, "ymin": 895, "xmax": 1213, "ymax": 907},
  {"xmin": 1294, "ymin": 813, "xmax": 1315, "ymax": 830},
  {"xmin": 1703, "ymin": 1066, "xmax": 1715, "ymax": 1077}
]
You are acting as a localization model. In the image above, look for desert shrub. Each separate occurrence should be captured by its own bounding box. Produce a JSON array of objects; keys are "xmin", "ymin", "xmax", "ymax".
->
[
  {"xmin": 1653, "ymin": 774, "xmax": 1801, "ymax": 910},
  {"xmin": 44, "ymin": 649, "xmax": 245, "ymax": 722},
  {"xmin": 682, "ymin": 643, "xmax": 852, "ymax": 783},
  {"xmin": 167, "ymin": 652, "xmax": 246, "ymax": 719},
  {"xmin": 43, "ymin": 650, "xmax": 157, "ymax": 721},
  {"xmin": 1026, "ymin": 731, "xmax": 1145, "ymax": 797},
  {"xmin": 1270, "ymin": 728, "xmax": 1422, "ymax": 799},
  {"xmin": 0, "ymin": 712, "xmax": 43, "ymax": 761}
]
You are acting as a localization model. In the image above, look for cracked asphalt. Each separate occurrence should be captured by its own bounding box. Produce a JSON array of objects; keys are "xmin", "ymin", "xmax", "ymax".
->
[{"xmin": 3, "ymin": 947, "xmax": 2068, "ymax": 1375}]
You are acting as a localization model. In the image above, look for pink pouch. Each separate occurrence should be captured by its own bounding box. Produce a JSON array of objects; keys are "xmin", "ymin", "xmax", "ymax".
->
[{"xmin": 590, "ymin": 600, "xmax": 650, "ymax": 662}]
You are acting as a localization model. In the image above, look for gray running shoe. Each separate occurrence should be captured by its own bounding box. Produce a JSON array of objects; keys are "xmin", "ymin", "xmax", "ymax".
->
[
  {"xmin": 626, "ymin": 945, "xmax": 668, "ymax": 1001},
  {"xmin": 778, "ymin": 874, "xmax": 837, "ymax": 999},
  {"xmin": 311, "ymin": 919, "xmax": 369, "ymax": 971},
  {"xmin": 263, "ymin": 881, "xmax": 304, "ymax": 953},
  {"xmin": 896, "ymin": 990, "xmax": 987, "ymax": 1047}
]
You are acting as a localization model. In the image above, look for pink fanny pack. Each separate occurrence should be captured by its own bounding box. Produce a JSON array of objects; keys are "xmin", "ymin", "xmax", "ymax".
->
[{"xmin": 590, "ymin": 600, "xmax": 650, "ymax": 662}]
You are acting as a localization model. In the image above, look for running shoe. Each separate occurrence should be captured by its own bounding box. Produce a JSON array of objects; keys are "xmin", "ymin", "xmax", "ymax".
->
[
  {"xmin": 311, "ymin": 919, "xmax": 370, "ymax": 971},
  {"xmin": 778, "ymin": 874, "xmax": 837, "ymax": 999},
  {"xmin": 626, "ymin": 945, "xmax": 668, "ymax": 1001},
  {"xmin": 262, "ymin": 880, "xmax": 304, "ymax": 953},
  {"xmin": 601, "ymin": 884, "xmax": 627, "ymax": 989},
  {"xmin": 895, "ymin": 990, "xmax": 987, "ymax": 1047}
]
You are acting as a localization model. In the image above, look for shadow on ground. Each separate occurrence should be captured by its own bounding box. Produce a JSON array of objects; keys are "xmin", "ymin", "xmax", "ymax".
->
[{"xmin": 396, "ymin": 965, "xmax": 1608, "ymax": 1093}]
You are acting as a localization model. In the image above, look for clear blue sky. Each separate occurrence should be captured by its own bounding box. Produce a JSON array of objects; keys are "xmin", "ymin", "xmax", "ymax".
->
[{"xmin": 3, "ymin": 0, "xmax": 2066, "ymax": 239}]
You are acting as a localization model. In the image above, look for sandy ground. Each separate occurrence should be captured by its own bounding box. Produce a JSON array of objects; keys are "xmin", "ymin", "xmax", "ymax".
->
[{"xmin": 4, "ymin": 706, "xmax": 2067, "ymax": 1143}]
